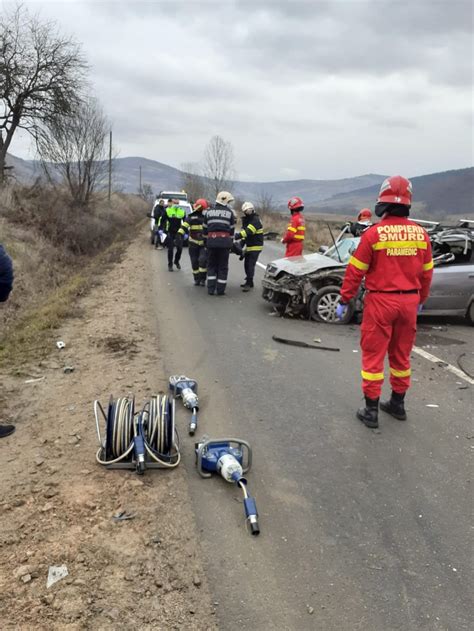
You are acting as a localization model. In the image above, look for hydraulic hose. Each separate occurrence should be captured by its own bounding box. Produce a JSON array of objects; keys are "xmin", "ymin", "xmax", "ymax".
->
[
  {"xmin": 95, "ymin": 397, "xmax": 135, "ymax": 465},
  {"xmin": 143, "ymin": 395, "xmax": 181, "ymax": 468}
]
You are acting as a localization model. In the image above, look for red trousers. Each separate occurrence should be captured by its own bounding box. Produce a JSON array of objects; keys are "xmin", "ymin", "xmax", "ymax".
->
[
  {"xmin": 285, "ymin": 241, "xmax": 304, "ymax": 257},
  {"xmin": 360, "ymin": 292, "xmax": 419, "ymax": 399}
]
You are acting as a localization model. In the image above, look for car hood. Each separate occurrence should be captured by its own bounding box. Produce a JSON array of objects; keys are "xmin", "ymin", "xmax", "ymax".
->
[{"xmin": 267, "ymin": 253, "xmax": 346, "ymax": 277}]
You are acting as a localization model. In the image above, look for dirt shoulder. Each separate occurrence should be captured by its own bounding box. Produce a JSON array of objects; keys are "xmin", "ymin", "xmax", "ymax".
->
[{"xmin": 0, "ymin": 234, "xmax": 217, "ymax": 630}]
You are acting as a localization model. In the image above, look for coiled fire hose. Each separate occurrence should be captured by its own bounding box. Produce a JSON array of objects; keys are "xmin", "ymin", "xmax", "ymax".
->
[{"xmin": 95, "ymin": 395, "xmax": 180, "ymax": 469}]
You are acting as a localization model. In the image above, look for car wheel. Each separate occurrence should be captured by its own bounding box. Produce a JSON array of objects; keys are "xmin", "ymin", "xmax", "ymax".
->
[
  {"xmin": 466, "ymin": 301, "xmax": 474, "ymax": 326},
  {"xmin": 309, "ymin": 285, "xmax": 354, "ymax": 324}
]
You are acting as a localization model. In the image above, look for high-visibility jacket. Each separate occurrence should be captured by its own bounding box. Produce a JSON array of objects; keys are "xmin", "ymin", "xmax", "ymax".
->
[
  {"xmin": 340, "ymin": 216, "xmax": 434, "ymax": 304},
  {"xmin": 159, "ymin": 205, "xmax": 186, "ymax": 236},
  {"xmin": 178, "ymin": 210, "xmax": 205, "ymax": 246},
  {"xmin": 282, "ymin": 211, "xmax": 305, "ymax": 257},
  {"xmin": 239, "ymin": 213, "xmax": 264, "ymax": 252},
  {"xmin": 203, "ymin": 203, "xmax": 235, "ymax": 249}
]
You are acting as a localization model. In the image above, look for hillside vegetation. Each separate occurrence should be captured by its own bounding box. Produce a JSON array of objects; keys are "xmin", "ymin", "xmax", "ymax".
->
[{"xmin": 0, "ymin": 182, "xmax": 147, "ymax": 360}]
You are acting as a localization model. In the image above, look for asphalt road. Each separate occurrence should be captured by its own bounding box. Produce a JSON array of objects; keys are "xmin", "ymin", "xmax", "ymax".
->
[{"xmin": 149, "ymin": 239, "xmax": 473, "ymax": 631}]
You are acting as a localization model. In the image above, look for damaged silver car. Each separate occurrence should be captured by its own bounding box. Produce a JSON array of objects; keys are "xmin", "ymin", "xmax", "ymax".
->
[{"xmin": 261, "ymin": 220, "xmax": 474, "ymax": 325}]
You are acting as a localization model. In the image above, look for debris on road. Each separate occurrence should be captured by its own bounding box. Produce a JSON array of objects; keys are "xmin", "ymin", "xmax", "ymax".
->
[
  {"xmin": 63, "ymin": 366, "xmax": 75, "ymax": 374},
  {"xmin": 56, "ymin": 341, "xmax": 66, "ymax": 350},
  {"xmin": 426, "ymin": 404, "xmax": 439, "ymax": 408},
  {"xmin": 24, "ymin": 376, "xmax": 45, "ymax": 384},
  {"xmin": 113, "ymin": 511, "xmax": 137, "ymax": 522},
  {"xmin": 457, "ymin": 353, "xmax": 474, "ymax": 379},
  {"xmin": 47, "ymin": 565, "xmax": 68, "ymax": 589},
  {"xmin": 272, "ymin": 335, "xmax": 340, "ymax": 352}
]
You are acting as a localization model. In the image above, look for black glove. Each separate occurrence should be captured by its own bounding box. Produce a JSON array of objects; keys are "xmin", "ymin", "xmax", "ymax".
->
[{"xmin": 174, "ymin": 235, "xmax": 183, "ymax": 247}]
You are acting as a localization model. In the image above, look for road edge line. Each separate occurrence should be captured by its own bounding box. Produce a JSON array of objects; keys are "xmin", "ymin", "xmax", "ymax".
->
[{"xmin": 412, "ymin": 346, "xmax": 474, "ymax": 385}]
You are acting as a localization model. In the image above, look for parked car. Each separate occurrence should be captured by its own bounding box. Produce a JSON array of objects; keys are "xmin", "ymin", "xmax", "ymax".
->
[{"xmin": 261, "ymin": 220, "xmax": 474, "ymax": 325}]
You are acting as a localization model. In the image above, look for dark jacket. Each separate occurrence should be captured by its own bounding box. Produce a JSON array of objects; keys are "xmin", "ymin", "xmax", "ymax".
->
[
  {"xmin": 0, "ymin": 244, "xmax": 13, "ymax": 302},
  {"xmin": 239, "ymin": 213, "xmax": 264, "ymax": 252},
  {"xmin": 178, "ymin": 210, "xmax": 206, "ymax": 246},
  {"xmin": 204, "ymin": 203, "xmax": 235, "ymax": 249}
]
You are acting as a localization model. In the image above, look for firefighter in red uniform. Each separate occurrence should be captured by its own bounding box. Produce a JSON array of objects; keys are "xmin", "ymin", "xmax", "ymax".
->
[
  {"xmin": 337, "ymin": 176, "xmax": 434, "ymax": 429},
  {"xmin": 282, "ymin": 196, "xmax": 305, "ymax": 257}
]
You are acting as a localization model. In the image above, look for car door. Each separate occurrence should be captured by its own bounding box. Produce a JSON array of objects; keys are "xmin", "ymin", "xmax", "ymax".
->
[{"xmin": 425, "ymin": 256, "xmax": 474, "ymax": 315}]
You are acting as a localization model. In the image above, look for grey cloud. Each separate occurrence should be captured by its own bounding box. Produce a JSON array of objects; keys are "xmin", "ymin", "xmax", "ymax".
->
[{"xmin": 13, "ymin": 0, "xmax": 473, "ymax": 180}]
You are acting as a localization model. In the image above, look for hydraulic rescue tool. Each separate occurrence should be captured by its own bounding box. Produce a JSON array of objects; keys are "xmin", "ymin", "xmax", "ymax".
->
[
  {"xmin": 196, "ymin": 437, "xmax": 260, "ymax": 535},
  {"xmin": 94, "ymin": 394, "xmax": 180, "ymax": 474},
  {"xmin": 169, "ymin": 375, "xmax": 199, "ymax": 435}
]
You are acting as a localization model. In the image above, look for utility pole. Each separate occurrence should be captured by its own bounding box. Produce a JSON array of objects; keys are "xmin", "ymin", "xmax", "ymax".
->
[
  {"xmin": 108, "ymin": 129, "xmax": 112, "ymax": 204},
  {"xmin": 139, "ymin": 165, "xmax": 142, "ymax": 196}
]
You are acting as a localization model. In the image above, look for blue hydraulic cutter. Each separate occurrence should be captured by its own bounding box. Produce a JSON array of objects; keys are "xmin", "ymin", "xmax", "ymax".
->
[{"xmin": 195, "ymin": 437, "xmax": 260, "ymax": 535}]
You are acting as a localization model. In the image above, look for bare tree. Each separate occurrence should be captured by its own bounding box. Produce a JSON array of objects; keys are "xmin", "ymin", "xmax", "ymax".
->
[
  {"xmin": 0, "ymin": 4, "xmax": 87, "ymax": 183},
  {"xmin": 203, "ymin": 135, "xmax": 235, "ymax": 200},
  {"xmin": 180, "ymin": 161, "xmax": 207, "ymax": 203},
  {"xmin": 36, "ymin": 98, "xmax": 109, "ymax": 206},
  {"xmin": 255, "ymin": 189, "xmax": 276, "ymax": 216},
  {"xmin": 139, "ymin": 183, "xmax": 154, "ymax": 203}
]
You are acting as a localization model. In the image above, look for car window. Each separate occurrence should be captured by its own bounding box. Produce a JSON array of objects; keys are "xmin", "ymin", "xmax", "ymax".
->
[{"xmin": 325, "ymin": 237, "xmax": 360, "ymax": 264}]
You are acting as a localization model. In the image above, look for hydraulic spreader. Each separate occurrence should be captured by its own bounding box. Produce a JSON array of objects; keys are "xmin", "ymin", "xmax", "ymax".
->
[{"xmin": 195, "ymin": 437, "xmax": 260, "ymax": 535}]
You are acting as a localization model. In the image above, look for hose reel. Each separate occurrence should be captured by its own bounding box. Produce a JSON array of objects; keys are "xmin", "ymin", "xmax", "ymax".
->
[{"xmin": 95, "ymin": 394, "xmax": 180, "ymax": 474}]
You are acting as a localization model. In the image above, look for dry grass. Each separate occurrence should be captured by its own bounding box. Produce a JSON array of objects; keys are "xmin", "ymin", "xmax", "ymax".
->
[
  {"xmin": 261, "ymin": 211, "xmax": 348, "ymax": 252},
  {"xmin": 0, "ymin": 182, "xmax": 148, "ymax": 365}
]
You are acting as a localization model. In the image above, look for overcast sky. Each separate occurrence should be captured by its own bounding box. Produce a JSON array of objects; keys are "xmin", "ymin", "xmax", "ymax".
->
[{"xmin": 9, "ymin": 0, "xmax": 474, "ymax": 181}]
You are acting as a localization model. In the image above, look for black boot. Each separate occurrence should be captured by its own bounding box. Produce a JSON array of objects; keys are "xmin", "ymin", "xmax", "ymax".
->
[
  {"xmin": 380, "ymin": 391, "xmax": 407, "ymax": 421},
  {"xmin": 242, "ymin": 284, "xmax": 253, "ymax": 292},
  {"xmin": 356, "ymin": 397, "xmax": 379, "ymax": 429},
  {"xmin": 240, "ymin": 280, "xmax": 249, "ymax": 288},
  {"xmin": 0, "ymin": 424, "xmax": 15, "ymax": 438}
]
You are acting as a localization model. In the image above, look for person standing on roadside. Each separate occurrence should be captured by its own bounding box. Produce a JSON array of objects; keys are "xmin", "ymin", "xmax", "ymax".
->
[
  {"xmin": 0, "ymin": 243, "xmax": 15, "ymax": 438},
  {"xmin": 179, "ymin": 198, "xmax": 209, "ymax": 285},
  {"xmin": 152, "ymin": 198, "xmax": 166, "ymax": 248},
  {"xmin": 350, "ymin": 208, "xmax": 373, "ymax": 236},
  {"xmin": 337, "ymin": 176, "xmax": 434, "ymax": 429},
  {"xmin": 282, "ymin": 196, "xmax": 305, "ymax": 257},
  {"xmin": 204, "ymin": 191, "xmax": 235, "ymax": 295},
  {"xmin": 235, "ymin": 201, "xmax": 264, "ymax": 292},
  {"xmin": 159, "ymin": 199, "xmax": 186, "ymax": 271}
]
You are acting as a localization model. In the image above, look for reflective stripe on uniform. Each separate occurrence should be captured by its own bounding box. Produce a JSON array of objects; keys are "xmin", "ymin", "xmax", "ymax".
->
[
  {"xmin": 207, "ymin": 276, "xmax": 217, "ymax": 280},
  {"xmin": 287, "ymin": 226, "xmax": 297, "ymax": 233},
  {"xmin": 349, "ymin": 256, "xmax": 369, "ymax": 271},
  {"xmin": 248, "ymin": 224, "xmax": 257, "ymax": 234},
  {"xmin": 192, "ymin": 270, "xmax": 199, "ymax": 275},
  {"xmin": 297, "ymin": 226, "xmax": 305, "ymax": 231},
  {"xmin": 423, "ymin": 260, "xmax": 434, "ymax": 271},
  {"xmin": 198, "ymin": 267, "xmax": 207, "ymax": 273},
  {"xmin": 217, "ymin": 279, "xmax": 226, "ymax": 284},
  {"xmin": 361, "ymin": 370, "xmax": 384, "ymax": 381},
  {"xmin": 246, "ymin": 246, "xmax": 263, "ymax": 252},
  {"xmin": 372, "ymin": 241, "xmax": 428, "ymax": 250},
  {"xmin": 189, "ymin": 238, "xmax": 204, "ymax": 245},
  {"xmin": 390, "ymin": 367, "xmax": 411, "ymax": 378},
  {"xmin": 240, "ymin": 229, "xmax": 247, "ymax": 238},
  {"xmin": 294, "ymin": 235, "xmax": 305, "ymax": 240}
]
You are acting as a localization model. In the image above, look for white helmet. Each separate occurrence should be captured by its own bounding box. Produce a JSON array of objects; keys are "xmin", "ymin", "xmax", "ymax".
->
[
  {"xmin": 216, "ymin": 191, "xmax": 234, "ymax": 206},
  {"xmin": 242, "ymin": 201, "xmax": 255, "ymax": 215}
]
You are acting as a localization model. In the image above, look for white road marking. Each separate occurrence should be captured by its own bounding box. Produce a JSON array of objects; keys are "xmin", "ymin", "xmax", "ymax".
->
[
  {"xmin": 255, "ymin": 257, "xmax": 473, "ymax": 386},
  {"xmin": 412, "ymin": 346, "xmax": 474, "ymax": 385}
]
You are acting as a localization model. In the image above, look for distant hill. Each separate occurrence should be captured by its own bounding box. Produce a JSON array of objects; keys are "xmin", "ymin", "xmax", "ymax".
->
[
  {"xmin": 4, "ymin": 153, "xmax": 386, "ymax": 205},
  {"xmin": 319, "ymin": 168, "xmax": 474, "ymax": 217},
  {"xmin": 5, "ymin": 153, "xmax": 472, "ymax": 217}
]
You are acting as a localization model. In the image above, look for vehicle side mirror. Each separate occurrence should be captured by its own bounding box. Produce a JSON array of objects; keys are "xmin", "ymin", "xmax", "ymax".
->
[{"xmin": 319, "ymin": 245, "xmax": 329, "ymax": 254}]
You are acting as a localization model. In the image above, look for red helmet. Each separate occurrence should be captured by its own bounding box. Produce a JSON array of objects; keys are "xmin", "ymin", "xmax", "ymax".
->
[
  {"xmin": 358, "ymin": 208, "xmax": 372, "ymax": 221},
  {"xmin": 288, "ymin": 196, "xmax": 304, "ymax": 211},
  {"xmin": 377, "ymin": 175, "xmax": 412, "ymax": 206},
  {"xmin": 193, "ymin": 198, "xmax": 209, "ymax": 211}
]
